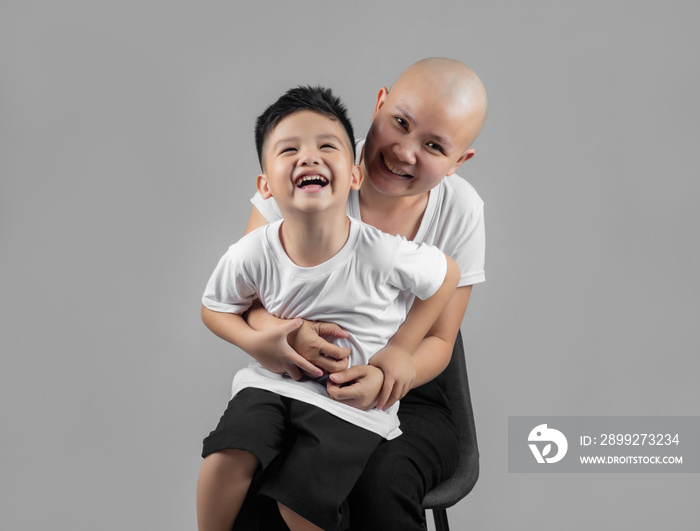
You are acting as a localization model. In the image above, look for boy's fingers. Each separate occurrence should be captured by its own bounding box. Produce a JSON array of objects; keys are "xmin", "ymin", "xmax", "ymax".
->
[
  {"xmin": 384, "ymin": 383, "xmax": 404, "ymax": 410},
  {"xmin": 328, "ymin": 365, "xmax": 363, "ymax": 384},
  {"xmin": 376, "ymin": 380, "xmax": 394, "ymax": 411},
  {"xmin": 327, "ymin": 381, "xmax": 357, "ymax": 401}
]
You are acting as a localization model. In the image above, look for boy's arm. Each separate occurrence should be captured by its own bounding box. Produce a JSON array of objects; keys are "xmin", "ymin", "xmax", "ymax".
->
[
  {"xmin": 364, "ymin": 255, "xmax": 460, "ymax": 410},
  {"xmin": 201, "ymin": 305, "xmax": 325, "ymax": 380}
]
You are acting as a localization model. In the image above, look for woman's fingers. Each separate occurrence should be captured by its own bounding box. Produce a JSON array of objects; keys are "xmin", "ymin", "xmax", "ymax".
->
[
  {"xmin": 282, "ymin": 345, "xmax": 323, "ymax": 379},
  {"xmin": 312, "ymin": 321, "xmax": 350, "ymax": 339},
  {"xmin": 275, "ymin": 319, "xmax": 324, "ymax": 378},
  {"xmin": 317, "ymin": 341, "xmax": 351, "ymax": 362}
]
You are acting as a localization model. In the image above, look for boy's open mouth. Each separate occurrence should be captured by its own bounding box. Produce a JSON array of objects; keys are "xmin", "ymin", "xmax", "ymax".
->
[
  {"xmin": 295, "ymin": 175, "xmax": 329, "ymax": 189},
  {"xmin": 381, "ymin": 153, "xmax": 412, "ymax": 178}
]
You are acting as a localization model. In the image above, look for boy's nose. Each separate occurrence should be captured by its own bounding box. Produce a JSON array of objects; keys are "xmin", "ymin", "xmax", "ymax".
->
[{"xmin": 298, "ymin": 149, "xmax": 321, "ymax": 166}]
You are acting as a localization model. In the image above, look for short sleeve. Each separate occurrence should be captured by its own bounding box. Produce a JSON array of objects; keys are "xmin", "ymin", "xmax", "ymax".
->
[
  {"xmin": 453, "ymin": 201, "xmax": 485, "ymax": 287},
  {"xmin": 388, "ymin": 240, "xmax": 447, "ymax": 301},
  {"xmin": 202, "ymin": 240, "xmax": 259, "ymax": 314},
  {"xmin": 250, "ymin": 191, "xmax": 283, "ymax": 223},
  {"xmin": 435, "ymin": 178, "xmax": 485, "ymax": 287}
]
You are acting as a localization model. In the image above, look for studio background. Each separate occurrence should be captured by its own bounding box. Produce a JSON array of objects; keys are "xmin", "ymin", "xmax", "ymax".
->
[{"xmin": 1, "ymin": 1, "xmax": 698, "ymax": 529}]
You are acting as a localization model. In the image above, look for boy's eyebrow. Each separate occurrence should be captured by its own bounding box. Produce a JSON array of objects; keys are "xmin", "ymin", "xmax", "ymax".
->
[
  {"xmin": 272, "ymin": 133, "xmax": 346, "ymax": 149},
  {"xmin": 396, "ymin": 106, "xmax": 453, "ymax": 149}
]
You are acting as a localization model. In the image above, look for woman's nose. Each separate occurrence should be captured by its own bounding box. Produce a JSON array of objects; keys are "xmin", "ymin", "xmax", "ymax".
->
[{"xmin": 392, "ymin": 139, "xmax": 416, "ymax": 165}]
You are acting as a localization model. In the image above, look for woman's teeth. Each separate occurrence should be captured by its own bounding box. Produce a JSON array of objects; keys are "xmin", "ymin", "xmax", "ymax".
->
[{"xmin": 383, "ymin": 157, "xmax": 409, "ymax": 177}]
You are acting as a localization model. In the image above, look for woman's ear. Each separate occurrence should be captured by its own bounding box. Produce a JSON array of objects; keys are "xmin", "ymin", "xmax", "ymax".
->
[
  {"xmin": 446, "ymin": 149, "xmax": 475, "ymax": 176},
  {"xmin": 371, "ymin": 87, "xmax": 389, "ymax": 121},
  {"xmin": 350, "ymin": 164, "xmax": 363, "ymax": 190},
  {"xmin": 256, "ymin": 173, "xmax": 273, "ymax": 199}
]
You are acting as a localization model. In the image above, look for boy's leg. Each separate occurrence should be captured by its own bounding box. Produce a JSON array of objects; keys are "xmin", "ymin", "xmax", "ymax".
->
[
  {"xmin": 199, "ymin": 388, "xmax": 292, "ymax": 531},
  {"xmin": 197, "ymin": 448, "xmax": 258, "ymax": 531},
  {"xmin": 278, "ymin": 502, "xmax": 324, "ymax": 531}
]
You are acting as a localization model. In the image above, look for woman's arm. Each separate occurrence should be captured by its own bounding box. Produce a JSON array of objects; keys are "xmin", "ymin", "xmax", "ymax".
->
[
  {"xmin": 412, "ymin": 285, "xmax": 472, "ymax": 386},
  {"xmin": 328, "ymin": 284, "xmax": 471, "ymax": 410},
  {"xmin": 242, "ymin": 207, "xmax": 352, "ymax": 377},
  {"xmin": 367, "ymin": 256, "xmax": 461, "ymax": 409},
  {"xmin": 244, "ymin": 206, "xmax": 269, "ymax": 234},
  {"xmin": 201, "ymin": 305, "xmax": 327, "ymax": 379},
  {"xmin": 246, "ymin": 300, "xmax": 352, "ymax": 375}
]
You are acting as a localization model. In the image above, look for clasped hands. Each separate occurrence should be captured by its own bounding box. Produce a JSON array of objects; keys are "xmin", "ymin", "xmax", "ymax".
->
[{"xmin": 252, "ymin": 318, "xmax": 415, "ymax": 411}]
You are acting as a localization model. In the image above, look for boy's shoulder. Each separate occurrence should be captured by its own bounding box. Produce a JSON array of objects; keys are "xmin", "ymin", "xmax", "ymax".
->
[
  {"xmin": 351, "ymin": 217, "xmax": 440, "ymax": 270},
  {"xmin": 352, "ymin": 217, "xmax": 404, "ymax": 246}
]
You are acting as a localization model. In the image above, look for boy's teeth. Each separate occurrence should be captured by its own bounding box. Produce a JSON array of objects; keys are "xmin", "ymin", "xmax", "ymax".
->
[{"xmin": 296, "ymin": 175, "xmax": 328, "ymax": 186}]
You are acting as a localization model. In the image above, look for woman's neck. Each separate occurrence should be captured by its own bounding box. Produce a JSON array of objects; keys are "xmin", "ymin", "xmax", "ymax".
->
[{"xmin": 357, "ymin": 181, "xmax": 429, "ymax": 240}]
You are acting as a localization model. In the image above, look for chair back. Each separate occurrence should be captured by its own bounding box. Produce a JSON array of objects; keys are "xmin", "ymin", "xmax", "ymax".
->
[{"xmin": 422, "ymin": 330, "xmax": 479, "ymax": 510}]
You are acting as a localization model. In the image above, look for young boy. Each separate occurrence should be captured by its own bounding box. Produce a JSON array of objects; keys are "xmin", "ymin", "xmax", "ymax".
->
[{"xmin": 197, "ymin": 86, "xmax": 460, "ymax": 531}]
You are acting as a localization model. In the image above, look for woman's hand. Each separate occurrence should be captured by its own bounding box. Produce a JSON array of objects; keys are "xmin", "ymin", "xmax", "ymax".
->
[
  {"xmin": 287, "ymin": 320, "xmax": 352, "ymax": 376},
  {"xmin": 326, "ymin": 365, "xmax": 385, "ymax": 411},
  {"xmin": 245, "ymin": 302, "xmax": 351, "ymax": 376},
  {"xmin": 247, "ymin": 319, "xmax": 325, "ymax": 380}
]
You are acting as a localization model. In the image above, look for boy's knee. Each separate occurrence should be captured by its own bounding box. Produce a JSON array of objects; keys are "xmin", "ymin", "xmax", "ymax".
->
[{"xmin": 205, "ymin": 448, "xmax": 259, "ymax": 480}]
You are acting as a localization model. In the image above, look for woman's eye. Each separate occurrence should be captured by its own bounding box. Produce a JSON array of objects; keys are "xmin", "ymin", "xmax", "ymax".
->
[
  {"xmin": 427, "ymin": 142, "xmax": 444, "ymax": 154},
  {"xmin": 396, "ymin": 117, "xmax": 408, "ymax": 130}
]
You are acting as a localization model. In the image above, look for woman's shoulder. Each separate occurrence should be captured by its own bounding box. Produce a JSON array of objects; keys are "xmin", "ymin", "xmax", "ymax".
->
[{"xmin": 439, "ymin": 175, "xmax": 484, "ymax": 211}]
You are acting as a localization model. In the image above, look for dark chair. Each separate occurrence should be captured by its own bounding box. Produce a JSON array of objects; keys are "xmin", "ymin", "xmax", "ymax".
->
[{"xmin": 421, "ymin": 331, "xmax": 479, "ymax": 531}]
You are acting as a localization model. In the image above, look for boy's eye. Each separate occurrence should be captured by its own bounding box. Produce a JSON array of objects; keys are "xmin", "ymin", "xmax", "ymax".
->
[
  {"xmin": 395, "ymin": 117, "xmax": 408, "ymax": 130},
  {"xmin": 320, "ymin": 143, "xmax": 337, "ymax": 150},
  {"xmin": 427, "ymin": 142, "xmax": 445, "ymax": 154},
  {"xmin": 280, "ymin": 147, "xmax": 297, "ymax": 154}
]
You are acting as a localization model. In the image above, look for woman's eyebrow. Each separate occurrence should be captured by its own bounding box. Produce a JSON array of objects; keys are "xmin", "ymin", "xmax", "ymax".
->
[{"xmin": 396, "ymin": 105, "xmax": 452, "ymax": 148}]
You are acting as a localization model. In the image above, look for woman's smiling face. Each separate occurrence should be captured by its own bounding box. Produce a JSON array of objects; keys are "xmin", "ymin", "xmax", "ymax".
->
[{"xmin": 361, "ymin": 78, "xmax": 481, "ymax": 199}]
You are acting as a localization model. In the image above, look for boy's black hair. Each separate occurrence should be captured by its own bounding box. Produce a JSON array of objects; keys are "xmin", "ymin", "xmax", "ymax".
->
[{"xmin": 255, "ymin": 85, "xmax": 356, "ymax": 169}]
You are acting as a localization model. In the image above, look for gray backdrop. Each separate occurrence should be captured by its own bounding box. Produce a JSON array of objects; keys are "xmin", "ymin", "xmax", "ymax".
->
[{"xmin": 2, "ymin": 1, "xmax": 698, "ymax": 529}]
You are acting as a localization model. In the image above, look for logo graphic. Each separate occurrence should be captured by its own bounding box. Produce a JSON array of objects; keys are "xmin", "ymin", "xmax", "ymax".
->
[{"xmin": 528, "ymin": 424, "xmax": 568, "ymax": 463}]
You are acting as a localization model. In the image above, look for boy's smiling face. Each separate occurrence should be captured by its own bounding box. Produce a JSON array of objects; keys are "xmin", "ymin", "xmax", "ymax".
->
[{"xmin": 257, "ymin": 110, "xmax": 362, "ymax": 216}]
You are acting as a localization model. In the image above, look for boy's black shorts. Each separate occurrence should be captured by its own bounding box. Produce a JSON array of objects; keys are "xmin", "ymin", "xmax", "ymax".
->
[{"xmin": 202, "ymin": 387, "xmax": 382, "ymax": 531}]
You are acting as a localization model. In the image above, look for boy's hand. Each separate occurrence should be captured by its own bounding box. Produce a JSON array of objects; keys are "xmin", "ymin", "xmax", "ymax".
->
[
  {"xmin": 326, "ymin": 365, "xmax": 384, "ymax": 411},
  {"xmin": 252, "ymin": 319, "xmax": 326, "ymax": 380},
  {"xmin": 369, "ymin": 345, "xmax": 416, "ymax": 411},
  {"xmin": 287, "ymin": 320, "xmax": 351, "ymax": 376}
]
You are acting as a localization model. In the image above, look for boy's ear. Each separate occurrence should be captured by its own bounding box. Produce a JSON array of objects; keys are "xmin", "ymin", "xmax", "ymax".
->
[
  {"xmin": 350, "ymin": 164, "xmax": 363, "ymax": 190},
  {"xmin": 256, "ymin": 173, "xmax": 273, "ymax": 199},
  {"xmin": 371, "ymin": 87, "xmax": 389, "ymax": 121},
  {"xmin": 446, "ymin": 149, "xmax": 475, "ymax": 177}
]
